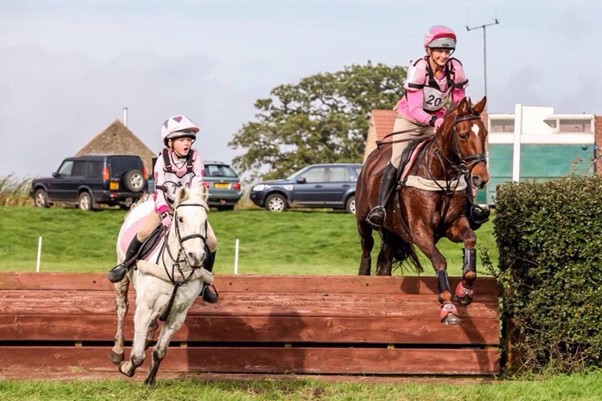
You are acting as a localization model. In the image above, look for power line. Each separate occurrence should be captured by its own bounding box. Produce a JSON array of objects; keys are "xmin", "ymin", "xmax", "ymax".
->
[{"xmin": 466, "ymin": 19, "xmax": 500, "ymax": 100}]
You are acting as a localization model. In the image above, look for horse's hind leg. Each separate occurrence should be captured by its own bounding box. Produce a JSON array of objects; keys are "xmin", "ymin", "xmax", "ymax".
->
[
  {"xmin": 144, "ymin": 312, "xmax": 187, "ymax": 385},
  {"xmin": 110, "ymin": 279, "xmax": 130, "ymax": 365},
  {"xmin": 357, "ymin": 220, "xmax": 374, "ymax": 275},
  {"xmin": 375, "ymin": 240, "xmax": 393, "ymax": 276}
]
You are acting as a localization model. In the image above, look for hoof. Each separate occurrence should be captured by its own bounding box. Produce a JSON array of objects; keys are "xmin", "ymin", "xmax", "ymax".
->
[
  {"xmin": 118, "ymin": 362, "xmax": 136, "ymax": 377},
  {"xmin": 109, "ymin": 351, "xmax": 124, "ymax": 365},
  {"xmin": 440, "ymin": 303, "xmax": 461, "ymax": 325},
  {"xmin": 454, "ymin": 282, "xmax": 474, "ymax": 306}
]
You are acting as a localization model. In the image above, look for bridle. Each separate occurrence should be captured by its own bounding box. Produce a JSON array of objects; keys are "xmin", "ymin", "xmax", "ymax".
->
[
  {"xmin": 429, "ymin": 113, "xmax": 487, "ymax": 191},
  {"xmin": 155, "ymin": 200, "xmax": 209, "ymax": 322},
  {"xmin": 159, "ymin": 202, "xmax": 209, "ymax": 285}
]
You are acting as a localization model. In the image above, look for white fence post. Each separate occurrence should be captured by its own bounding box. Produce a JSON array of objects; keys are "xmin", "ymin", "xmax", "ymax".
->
[
  {"xmin": 234, "ymin": 238, "xmax": 239, "ymax": 275},
  {"xmin": 36, "ymin": 236, "xmax": 42, "ymax": 272}
]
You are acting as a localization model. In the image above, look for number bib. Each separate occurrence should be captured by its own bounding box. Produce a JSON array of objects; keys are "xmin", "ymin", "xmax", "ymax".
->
[{"xmin": 422, "ymin": 86, "xmax": 451, "ymax": 112}]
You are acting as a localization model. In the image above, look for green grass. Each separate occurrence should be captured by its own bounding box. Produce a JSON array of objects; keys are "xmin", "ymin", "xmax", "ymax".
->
[
  {"xmin": 1, "ymin": 371, "xmax": 602, "ymax": 400},
  {"xmin": 0, "ymin": 206, "xmax": 497, "ymax": 276},
  {"xmin": 2, "ymin": 204, "xmax": 599, "ymax": 398}
]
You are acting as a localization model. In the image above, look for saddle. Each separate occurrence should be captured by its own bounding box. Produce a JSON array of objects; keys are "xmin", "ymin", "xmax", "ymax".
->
[{"xmin": 395, "ymin": 140, "xmax": 431, "ymax": 184}]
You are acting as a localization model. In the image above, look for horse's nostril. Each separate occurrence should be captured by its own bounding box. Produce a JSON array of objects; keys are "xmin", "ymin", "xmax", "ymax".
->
[{"xmin": 472, "ymin": 176, "xmax": 484, "ymax": 189}]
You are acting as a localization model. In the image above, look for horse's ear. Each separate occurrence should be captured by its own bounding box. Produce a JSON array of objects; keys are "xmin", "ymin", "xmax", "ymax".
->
[
  {"xmin": 457, "ymin": 97, "xmax": 470, "ymax": 115},
  {"xmin": 473, "ymin": 96, "xmax": 487, "ymax": 115},
  {"xmin": 201, "ymin": 185, "xmax": 210, "ymax": 202}
]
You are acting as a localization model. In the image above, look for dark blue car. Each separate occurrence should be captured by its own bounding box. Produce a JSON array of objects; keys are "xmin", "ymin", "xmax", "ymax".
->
[{"xmin": 249, "ymin": 163, "xmax": 362, "ymax": 213}]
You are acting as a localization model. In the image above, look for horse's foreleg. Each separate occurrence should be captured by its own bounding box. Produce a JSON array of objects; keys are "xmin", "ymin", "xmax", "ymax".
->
[
  {"xmin": 110, "ymin": 279, "xmax": 129, "ymax": 365},
  {"xmin": 414, "ymin": 237, "xmax": 460, "ymax": 325},
  {"xmin": 145, "ymin": 318, "xmax": 159, "ymax": 350},
  {"xmin": 357, "ymin": 221, "xmax": 374, "ymax": 275},
  {"xmin": 436, "ymin": 270, "xmax": 460, "ymax": 325},
  {"xmin": 119, "ymin": 304, "xmax": 154, "ymax": 378},
  {"xmin": 446, "ymin": 221, "xmax": 478, "ymax": 306},
  {"xmin": 454, "ymin": 247, "xmax": 477, "ymax": 305},
  {"xmin": 144, "ymin": 312, "xmax": 187, "ymax": 385}
]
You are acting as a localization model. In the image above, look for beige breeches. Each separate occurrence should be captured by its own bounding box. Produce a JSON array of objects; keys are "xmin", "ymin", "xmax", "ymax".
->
[
  {"xmin": 137, "ymin": 210, "xmax": 218, "ymax": 252},
  {"xmin": 390, "ymin": 116, "xmax": 431, "ymax": 168}
]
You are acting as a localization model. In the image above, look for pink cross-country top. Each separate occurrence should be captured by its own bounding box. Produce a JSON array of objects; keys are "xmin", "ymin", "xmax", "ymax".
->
[
  {"xmin": 153, "ymin": 148, "xmax": 204, "ymax": 215},
  {"xmin": 394, "ymin": 56, "xmax": 468, "ymax": 126}
]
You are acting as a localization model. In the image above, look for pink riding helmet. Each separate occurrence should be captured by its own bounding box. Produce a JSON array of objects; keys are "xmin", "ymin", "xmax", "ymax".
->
[{"xmin": 423, "ymin": 25, "xmax": 457, "ymax": 49}]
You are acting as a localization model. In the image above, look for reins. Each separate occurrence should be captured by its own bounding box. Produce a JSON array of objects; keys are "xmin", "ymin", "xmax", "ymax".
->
[
  {"xmin": 376, "ymin": 127, "xmax": 434, "ymax": 147},
  {"xmin": 156, "ymin": 201, "xmax": 209, "ymax": 322}
]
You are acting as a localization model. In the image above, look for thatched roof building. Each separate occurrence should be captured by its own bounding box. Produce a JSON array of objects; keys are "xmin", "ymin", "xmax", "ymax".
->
[{"xmin": 76, "ymin": 120, "xmax": 155, "ymax": 173}]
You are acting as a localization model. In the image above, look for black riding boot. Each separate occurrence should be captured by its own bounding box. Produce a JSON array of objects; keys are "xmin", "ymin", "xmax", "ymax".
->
[
  {"xmin": 107, "ymin": 237, "xmax": 143, "ymax": 283},
  {"xmin": 201, "ymin": 251, "xmax": 218, "ymax": 303},
  {"xmin": 366, "ymin": 163, "xmax": 398, "ymax": 227}
]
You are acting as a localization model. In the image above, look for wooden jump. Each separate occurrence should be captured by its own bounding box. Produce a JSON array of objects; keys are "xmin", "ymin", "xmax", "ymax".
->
[{"xmin": 0, "ymin": 273, "xmax": 500, "ymax": 377}]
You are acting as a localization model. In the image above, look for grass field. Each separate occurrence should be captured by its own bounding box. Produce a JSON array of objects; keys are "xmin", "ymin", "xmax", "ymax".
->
[
  {"xmin": 2, "ymin": 371, "xmax": 602, "ymax": 400},
  {"xmin": 3, "ymin": 204, "xmax": 602, "ymax": 399},
  {"xmin": 0, "ymin": 206, "xmax": 497, "ymax": 277}
]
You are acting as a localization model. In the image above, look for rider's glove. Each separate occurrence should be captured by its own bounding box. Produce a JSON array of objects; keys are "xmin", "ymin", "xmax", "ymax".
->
[
  {"xmin": 160, "ymin": 211, "xmax": 172, "ymax": 229},
  {"xmin": 434, "ymin": 118, "xmax": 444, "ymax": 129}
]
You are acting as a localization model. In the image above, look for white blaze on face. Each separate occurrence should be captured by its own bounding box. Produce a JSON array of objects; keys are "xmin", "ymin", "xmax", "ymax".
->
[{"xmin": 471, "ymin": 123, "xmax": 480, "ymax": 137}]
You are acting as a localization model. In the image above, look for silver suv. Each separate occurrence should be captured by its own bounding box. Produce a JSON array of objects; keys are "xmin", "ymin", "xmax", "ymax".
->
[{"xmin": 31, "ymin": 155, "xmax": 147, "ymax": 211}]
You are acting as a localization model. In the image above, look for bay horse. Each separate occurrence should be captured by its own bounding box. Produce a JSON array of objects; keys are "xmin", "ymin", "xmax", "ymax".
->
[
  {"xmin": 356, "ymin": 96, "xmax": 489, "ymax": 325},
  {"xmin": 109, "ymin": 186, "xmax": 214, "ymax": 384}
]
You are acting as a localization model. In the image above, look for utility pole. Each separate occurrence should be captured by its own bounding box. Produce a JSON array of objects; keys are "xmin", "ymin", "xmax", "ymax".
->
[{"xmin": 466, "ymin": 19, "xmax": 500, "ymax": 99}]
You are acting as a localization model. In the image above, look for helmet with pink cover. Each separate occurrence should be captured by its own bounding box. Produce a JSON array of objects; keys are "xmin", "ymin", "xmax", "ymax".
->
[
  {"xmin": 161, "ymin": 115, "xmax": 200, "ymax": 145},
  {"xmin": 423, "ymin": 25, "xmax": 457, "ymax": 49}
]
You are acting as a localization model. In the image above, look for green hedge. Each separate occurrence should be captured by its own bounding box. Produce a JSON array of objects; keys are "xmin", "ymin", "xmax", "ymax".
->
[{"xmin": 494, "ymin": 177, "xmax": 602, "ymax": 373}]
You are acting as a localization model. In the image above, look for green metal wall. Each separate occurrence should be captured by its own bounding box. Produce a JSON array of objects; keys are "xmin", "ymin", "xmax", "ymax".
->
[{"xmin": 477, "ymin": 144, "xmax": 594, "ymax": 205}]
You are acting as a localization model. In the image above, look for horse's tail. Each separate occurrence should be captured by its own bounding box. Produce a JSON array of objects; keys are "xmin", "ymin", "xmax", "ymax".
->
[{"xmin": 382, "ymin": 230, "xmax": 424, "ymax": 274}]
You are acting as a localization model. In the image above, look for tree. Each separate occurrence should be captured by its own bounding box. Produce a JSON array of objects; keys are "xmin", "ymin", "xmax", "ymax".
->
[{"xmin": 228, "ymin": 61, "xmax": 407, "ymax": 181}]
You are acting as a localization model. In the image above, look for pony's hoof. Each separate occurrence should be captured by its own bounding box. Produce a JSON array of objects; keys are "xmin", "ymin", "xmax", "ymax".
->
[
  {"xmin": 109, "ymin": 351, "xmax": 124, "ymax": 365},
  {"xmin": 454, "ymin": 282, "xmax": 474, "ymax": 306},
  {"xmin": 440, "ymin": 303, "xmax": 461, "ymax": 325},
  {"xmin": 118, "ymin": 362, "xmax": 136, "ymax": 377}
]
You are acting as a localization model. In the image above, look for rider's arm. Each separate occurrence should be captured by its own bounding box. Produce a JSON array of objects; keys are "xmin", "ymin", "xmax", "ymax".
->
[
  {"xmin": 153, "ymin": 151, "xmax": 170, "ymax": 215},
  {"xmin": 450, "ymin": 58, "xmax": 469, "ymax": 106},
  {"xmin": 404, "ymin": 89, "xmax": 444, "ymax": 126},
  {"xmin": 189, "ymin": 150, "xmax": 204, "ymax": 190}
]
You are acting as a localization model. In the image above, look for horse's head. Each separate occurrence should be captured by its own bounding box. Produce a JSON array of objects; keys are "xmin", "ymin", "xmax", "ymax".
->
[
  {"xmin": 169, "ymin": 186, "xmax": 210, "ymax": 269},
  {"xmin": 438, "ymin": 96, "xmax": 489, "ymax": 190}
]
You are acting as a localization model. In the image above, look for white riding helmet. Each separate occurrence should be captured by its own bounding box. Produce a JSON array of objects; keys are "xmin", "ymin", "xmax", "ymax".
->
[{"xmin": 161, "ymin": 115, "xmax": 200, "ymax": 145}]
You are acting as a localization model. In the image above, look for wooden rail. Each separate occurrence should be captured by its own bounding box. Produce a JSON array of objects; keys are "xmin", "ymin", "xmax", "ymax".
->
[{"xmin": 0, "ymin": 273, "xmax": 500, "ymax": 377}]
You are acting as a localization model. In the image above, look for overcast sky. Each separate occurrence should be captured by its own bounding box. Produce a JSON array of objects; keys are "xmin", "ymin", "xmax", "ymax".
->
[{"xmin": 1, "ymin": 0, "xmax": 600, "ymax": 177}]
